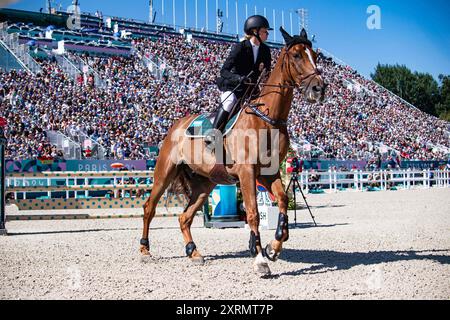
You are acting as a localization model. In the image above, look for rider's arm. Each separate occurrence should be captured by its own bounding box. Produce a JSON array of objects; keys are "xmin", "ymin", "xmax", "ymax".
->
[
  {"xmin": 220, "ymin": 43, "xmax": 243, "ymax": 85},
  {"xmin": 262, "ymin": 45, "xmax": 272, "ymax": 73}
]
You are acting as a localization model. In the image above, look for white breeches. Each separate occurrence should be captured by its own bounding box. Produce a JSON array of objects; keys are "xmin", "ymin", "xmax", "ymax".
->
[{"xmin": 220, "ymin": 91, "xmax": 237, "ymax": 112}]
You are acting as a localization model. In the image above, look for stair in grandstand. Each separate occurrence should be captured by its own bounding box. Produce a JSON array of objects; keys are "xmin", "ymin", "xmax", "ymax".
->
[
  {"xmin": 46, "ymin": 130, "xmax": 83, "ymax": 160},
  {"xmin": 67, "ymin": 54, "xmax": 107, "ymax": 88},
  {"xmin": 428, "ymin": 143, "xmax": 450, "ymax": 155},
  {"xmin": 54, "ymin": 53, "xmax": 82, "ymax": 82},
  {"xmin": 0, "ymin": 22, "xmax": 42, "ymax": 74},
  {"xmin": 64, "ymin": 129, "xmax": 106, "ymax": 160},
  {"xmin": 290, "ymin": 138, "xmax": 326, "ymax": 160},
  {"xmin": 0, "ymin": 38, "xmax": 25, "ymax": 72},
  {"xmin": 134, "ymin": 48, "xmax": 173, "ymax": 80},
  {"xmin": 362, "ymin": 140, "xmax": 400, "ymax": 160}
]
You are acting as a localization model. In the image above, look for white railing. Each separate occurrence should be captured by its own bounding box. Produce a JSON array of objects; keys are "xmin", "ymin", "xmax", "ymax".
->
[
  {"xmin": 0, "ymin": 39, "xmax": 29, "ymax": 73},
  {"xmin": 46, "ymin": 130, "xmax": 82, "ymax": 159},
  {"xmin": 65, "ymin": 129, "xmax": 106, "ymax": 160},
  {"xmin": 0, "ymin": 27, "xmax": 32, "ymax": 74},
  {"xmin": 6, "ymin": 170, "xmax": 154, "ymax": 200},
  {"xmin": 135, "ymin": 50, "xmax": 162, "ymax": 79},
  {"xmin": 134, "ymin": 44, "xmax": 174, "ymax": 79},
  {"xmin": 0, "ymin": 27, "xmax": 42, "ymax": 75},
  {"xmin": 68, "ymin": 54, "xmax": 107, "ymax": 88},
  {"xmin": 55, "ymin": 54, "xmax": 81, "ymax": 81},
  {"xmin": 292, "ymin": 169, "xmax": 450, "ymax": 193}
]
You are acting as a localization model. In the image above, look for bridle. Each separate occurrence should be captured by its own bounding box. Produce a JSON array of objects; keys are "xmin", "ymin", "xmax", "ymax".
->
[
  {"xmin": 245, "ymin": 46, "xmax": 321, "ymax": 92},
  {"xmin": 281, "ymin": 46, "xmax": 321, "ymax": 92},
  {"xmin": 243, "ymin": 45, "xmax": 322, "ymax": 128}
]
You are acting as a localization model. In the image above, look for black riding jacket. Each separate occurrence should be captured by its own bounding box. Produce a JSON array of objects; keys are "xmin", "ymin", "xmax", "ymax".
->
[{"xmin": 216, "ymin": 40, "xmax": 271, "ymax": 97}]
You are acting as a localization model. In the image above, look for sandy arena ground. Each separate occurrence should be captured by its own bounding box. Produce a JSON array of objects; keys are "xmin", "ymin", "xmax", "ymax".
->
[{"xmin": 1, "ymin": 188, "xmax": 449, "ymax": 300}]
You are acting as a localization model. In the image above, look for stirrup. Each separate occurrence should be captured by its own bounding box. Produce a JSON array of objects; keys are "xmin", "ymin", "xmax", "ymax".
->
[{"xmin": 204, "ymin": 133, "xmax": 215, "ymax": 146}]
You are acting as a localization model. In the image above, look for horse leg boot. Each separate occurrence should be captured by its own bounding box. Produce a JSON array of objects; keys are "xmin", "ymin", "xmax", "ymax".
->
[
  {"xmin": 257, "ymin": 175, "xmax": 290, "ymax": 262},
  {"xmin": 239, "ymin": 167, "xmax": 271, "ymax": 275},
  {"xmin": 179, "ymin": 180, "xmax": 216, "ymax": 265}
]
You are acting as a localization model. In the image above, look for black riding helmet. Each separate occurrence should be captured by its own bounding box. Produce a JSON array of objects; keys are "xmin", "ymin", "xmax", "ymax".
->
[{"xmin": 244, "ymin": 15, "xmax": 273, "ymax": 35}]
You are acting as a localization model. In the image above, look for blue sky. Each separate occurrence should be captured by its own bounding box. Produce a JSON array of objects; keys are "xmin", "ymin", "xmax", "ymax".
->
[{"xmin": 6, "ymin": 0, "xmax": 450, "ymax": 81}]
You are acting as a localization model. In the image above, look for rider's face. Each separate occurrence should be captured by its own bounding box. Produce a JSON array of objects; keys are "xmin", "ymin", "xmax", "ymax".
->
[{"xmin": 258, "ymin": 28, "xmax": 269, "ymax": 42}]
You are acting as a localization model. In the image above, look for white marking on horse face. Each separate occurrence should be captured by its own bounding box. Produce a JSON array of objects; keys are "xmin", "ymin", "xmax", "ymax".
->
[{"xmin": 305, "ymin": 47, "xmax": 317, "ymax": 69}]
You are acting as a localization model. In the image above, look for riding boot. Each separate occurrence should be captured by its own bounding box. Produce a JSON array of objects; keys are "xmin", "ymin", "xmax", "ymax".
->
[
  {"xmin": 205, "ymin": 107, "xmax": 229, "ymax": 145},
  {"xmin": 212, "ymin": 107, "xmax": 230, "ymax": 132}
]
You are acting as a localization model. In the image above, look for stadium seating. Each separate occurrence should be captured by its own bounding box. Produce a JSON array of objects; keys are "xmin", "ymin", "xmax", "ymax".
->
[{"xmin": 0, "ymin": 11, "xmax": 448, "ymax": 164}]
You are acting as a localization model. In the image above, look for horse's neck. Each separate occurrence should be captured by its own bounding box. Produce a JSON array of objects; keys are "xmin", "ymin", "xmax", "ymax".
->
[{"xmin": 257, "ymin": 51, "xmax": 294, "ymax": 123}]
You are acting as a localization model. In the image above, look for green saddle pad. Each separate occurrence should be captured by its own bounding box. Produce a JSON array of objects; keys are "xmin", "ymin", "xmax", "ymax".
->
[{"xmin": 185, "ymin": 110, "xmax": 242, "ymax": 138}]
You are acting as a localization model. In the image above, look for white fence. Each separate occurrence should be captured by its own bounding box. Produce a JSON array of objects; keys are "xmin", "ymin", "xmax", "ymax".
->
[
  {"xmin": 293, "ymin": 169, "xmax": 450, "ymax": 193},
  {"xmin": 6, "ymin": 171, "xmax": 154, "ymax": 200}
]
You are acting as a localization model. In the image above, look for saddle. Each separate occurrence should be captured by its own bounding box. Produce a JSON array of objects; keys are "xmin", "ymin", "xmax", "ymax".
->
[
  {"xmin": 185, "ymin": 109, "xmax": 243, "ymax": 138},
  {"xmin": 184, "ymin": 109, "xmax": 242, "ymax": 185}
]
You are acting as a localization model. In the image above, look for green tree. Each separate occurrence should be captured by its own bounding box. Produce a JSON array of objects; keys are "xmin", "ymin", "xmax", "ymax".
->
[
  {"xmin": 436, "ymin": 74, "xmax": 450, "ymax": 121},
  {"xmin": 371, "ymin": 64, "xmax": 415, "ymax": 101},
  {"xmin": 371, "ymin": 64, "xmax": 441, "ymax": 117},
  {"xmin": 411, "ymin": 72, "xmax": 439, "ymax": 116}
]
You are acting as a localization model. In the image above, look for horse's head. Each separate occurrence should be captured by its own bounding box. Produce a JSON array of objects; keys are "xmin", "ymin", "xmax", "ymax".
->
[{"xmin": 280, "ymin": 27, "xmax": 326, "ymax": 103}]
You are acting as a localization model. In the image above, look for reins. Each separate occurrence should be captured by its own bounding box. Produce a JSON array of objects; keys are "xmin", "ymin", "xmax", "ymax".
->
[{"xmin": 240, "ymin": 49, "xmax": 319, "ymax": 128}]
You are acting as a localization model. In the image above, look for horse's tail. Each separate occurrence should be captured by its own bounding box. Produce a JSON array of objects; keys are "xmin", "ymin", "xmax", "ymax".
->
[{"xmin": 167, "ymin": 164, "xmax": 193, "ymax": 201}]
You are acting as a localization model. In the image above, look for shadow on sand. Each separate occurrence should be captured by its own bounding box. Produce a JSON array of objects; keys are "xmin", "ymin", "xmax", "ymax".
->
[
  {"xmin": 276, "ymin": 248, "xmax": 450, "ymax": 276},
  {"xmin": 207, "ymin": 247, "xmax": 450, "ymax": 279}
]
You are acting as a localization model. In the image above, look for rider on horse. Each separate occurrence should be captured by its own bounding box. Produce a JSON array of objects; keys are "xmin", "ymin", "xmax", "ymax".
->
[{"xmin": 206, "ymin": 15, "xmax": 273, "ymax": 143}]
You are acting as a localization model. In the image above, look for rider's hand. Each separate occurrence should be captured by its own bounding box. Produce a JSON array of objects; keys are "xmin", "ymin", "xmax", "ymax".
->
[{"xmin": 239, "ymin": 75, "xmax": 251, "ymax": 84}]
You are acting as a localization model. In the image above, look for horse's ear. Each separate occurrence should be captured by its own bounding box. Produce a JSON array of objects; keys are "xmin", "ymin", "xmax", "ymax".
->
[
  {"xmin": 280, "ymin": 26, "xmax": 293, "ymax": 46},
  {"xmin": 300, "ymin": 28, "xmax": 308, "ymax": 39}
]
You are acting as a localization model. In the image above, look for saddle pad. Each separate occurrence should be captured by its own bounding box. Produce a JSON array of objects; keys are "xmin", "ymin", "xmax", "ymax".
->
[{"xmin": 185, "ymin": 110, "xmax": 243, "ymax": 138}]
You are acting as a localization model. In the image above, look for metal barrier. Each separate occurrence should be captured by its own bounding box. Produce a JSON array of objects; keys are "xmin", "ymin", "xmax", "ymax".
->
[
  {"xmin": 0, "ymin": 122, "xmax": 6, "ymax": 234},
  {"xmin": 3, "ymin": 168, "xmax": 449, "ymax": 223},
  {"xmin": 6, "ymin": 170, "xmax": 153, "ymax": 199},
  {"xmin": 6, "ymin": 169, "xmax": 450, "ymax": 200},
  {"xmin": 55, "ymin": 54, "xmax": 82, "ymax": 82},
  {"xmin": 46, "ymin": 130, "xmax": 82, "ymax": 159},
  {"xmin": 68, "ymin": 54, "xmax": 106, "ymax": 88},
  {"xmin": 0, "ymin": 26, "xmax": 41, "ymax": 75},
  {"xmin": 5, "ymin": 170, "xmax": 190, "ymax": 214},
  {"xmin": 294, "ymin": 169, "xmax": 450, "ymax": 192}
]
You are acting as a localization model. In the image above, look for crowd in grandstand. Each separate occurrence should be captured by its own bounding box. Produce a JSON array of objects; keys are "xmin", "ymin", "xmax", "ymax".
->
[
  {"xmin": 290, "ymin": 53, "xmax": 449, "ymax": 161},
  {"xmin": 1, "ymin": 30, "xmax": 448, "ymax": 164}
]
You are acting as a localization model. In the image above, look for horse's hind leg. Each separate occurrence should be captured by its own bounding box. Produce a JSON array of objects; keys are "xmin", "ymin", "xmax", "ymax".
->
[
  {"xmin": 140, "ymin": 150, "xmax": 178, "ymax": 257},
  {"xmin": 179, "ymin": 179, "xmax": 216, "ymax": 265}
]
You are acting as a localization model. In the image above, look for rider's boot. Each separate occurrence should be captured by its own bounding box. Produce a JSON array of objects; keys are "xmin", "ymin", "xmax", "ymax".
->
[{"xmin": 205, "ymin": 106, "xmax": 229, "ymax": 147}]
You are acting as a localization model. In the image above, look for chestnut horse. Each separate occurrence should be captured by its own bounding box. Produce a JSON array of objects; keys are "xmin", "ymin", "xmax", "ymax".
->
[{"xmin": 139, "ymin": 27, "xmax": 325, "ymax": 275}]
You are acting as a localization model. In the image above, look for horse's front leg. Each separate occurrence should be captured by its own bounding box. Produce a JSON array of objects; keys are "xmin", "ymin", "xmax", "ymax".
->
[
  {"xmin": 258, "ymin": 173, "xmax": 289, "ymax": 262},
  {"xmin": 239, "ymin": 166, "xmax": 271, "ymax": 275}
]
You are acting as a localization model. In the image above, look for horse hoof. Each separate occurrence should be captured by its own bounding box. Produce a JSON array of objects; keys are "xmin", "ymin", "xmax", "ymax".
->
[
  {"xmin": 265, "ymin": 243, "xmax": 280, "ymax": 262},
  {"xmin": 253, "ymin": 253, "xmax": 271, "ymax": 275},
  {"xmin": 140, "ymin": 254, "xmax": 154, "ymax": 263},
  {"xmin": 190, "ymin": 256, "xmax": 205, "ymax": 265},
  {"xmin": 254, "ymin": 263, "xmax": 271, "ymax": 275},
  {"xmin": 140, "ymin": 245, "xmax": 150, "ymax": 255}
]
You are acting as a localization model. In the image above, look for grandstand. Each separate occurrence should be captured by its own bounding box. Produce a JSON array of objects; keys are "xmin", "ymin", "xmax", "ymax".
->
[{"xmin": 0, "ymin": 8, "xmax": 448, "ymax": 165}]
